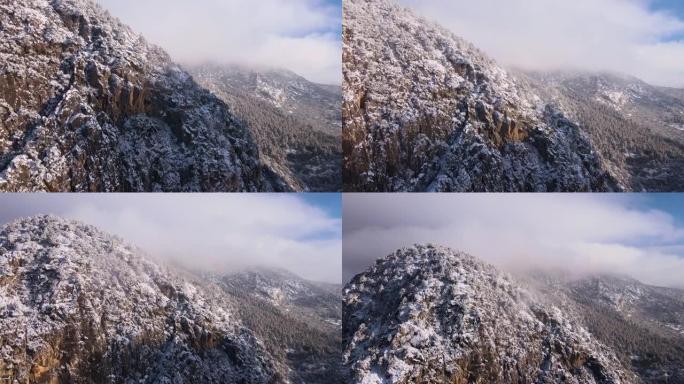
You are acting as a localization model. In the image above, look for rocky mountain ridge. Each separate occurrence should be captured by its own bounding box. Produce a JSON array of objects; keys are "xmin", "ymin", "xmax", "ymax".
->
[
  {"xmin": 216, "ymin": 268, "xmax": 344, "ymax": 383},
  {"xmin": 521, "ymin": 71, "xmax": 684, "ymax": 191},
  {"xmin": 190, "ymin": 64, "xmax": 341, "ymax": 134},
  {"xmin": 0, "ymin": 0, "xmax": 293, "ymax": 192},
  {"xmin": 218, "ymin": 267, "xmax": 341, "ymax": 324},
  {"xmin": 343, "ymin": 244, "xmax": 635, "ymax": 383},
  {"xmin": 343, "ymin": 0, "xmax": 683, "ymax": 191},
  {"xmin": 0, "ymin": 215, "xmax": 342, "ymax": 383},
  {"xmin": 527, "ymin": 272, "xmax": 684, "ymax": 383}
]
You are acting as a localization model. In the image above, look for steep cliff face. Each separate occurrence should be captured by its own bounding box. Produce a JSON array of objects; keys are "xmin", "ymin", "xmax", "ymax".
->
[
  {"xmin": 0, "ymin": 216, "xmax": 279, "ymax": 383},
  {"xmin": 0, "ymin": 0, "xmax": 286, "ymax": 192},
  {"xmin": 190, "ymin": 65, "xmax": 342, "ymax": 192},
  {"xmin": 343, "ymin": 245, "xmax": 635, "ymax": 383},
  {"xmin": 343, "ymin": 0, "xmax": 619, "ymax": 192}
]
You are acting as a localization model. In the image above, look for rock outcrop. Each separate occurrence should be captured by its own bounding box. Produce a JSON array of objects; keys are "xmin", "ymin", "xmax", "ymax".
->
[
  {"xmin": 0, "ymin": 215, "xmax": 278, "ymax": 383},
  {"xmin": 0, "ymin": 0, "xmax": 286, "ymax": 191},
  {"xmin": 343, "ymin": 245, "xmax": 636, "ymax": 383},
  {"xmin": 343, "ymin": 0, "xmax": 621, "ymax": 192}
]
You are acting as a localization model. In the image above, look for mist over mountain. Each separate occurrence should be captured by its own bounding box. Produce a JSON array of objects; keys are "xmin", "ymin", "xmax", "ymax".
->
[
  {"xmin": 342, "ymin": 0, "xmax": 684, "ymax": 192},
  {"xmin": 0, "ymin": 193, "xmax": 343, "ymax": 284},
  {"xmin": 344, "ymin": 244, "xmax": 684, "ymax": 383},
  {"xmin": 0, "ymin": 0, "xmax": 341, "ymax": 192},
  {"xmin": 0, "ymin": 215, "xmax": 342, "ymax": 383},
  {"xmin": 399, "ymin": 0, "xmax": 684, "ymax": 89},
  {"xmin": 95, "ymin": 0, "xmax": 342, "ymax": 85},
  {"xmin": 342, "ymin": 194, "xmax": 684, "ymax": 289}
]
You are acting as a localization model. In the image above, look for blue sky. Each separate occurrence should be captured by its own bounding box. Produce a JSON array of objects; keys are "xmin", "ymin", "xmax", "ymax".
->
[
  {"xmin": 303, "ymin": 193, "xmax": 342, "ymax": 218},
  {"xmin": 634, "ymin": 194, "xmax": 684, "ymax": 226},
  {"xmin": 314, "ymin": 0, "xmax": 342, "ymax": 35},
  {"xmin": 579, "ymin": 194, "xmax": 684, "ymax": 250},
  {"xmin": 651, "ymin": 0, "xmax": 684, "ymax": 18},
  {"xmin": 650, "ymin": 0, "xmax": 684, "ymax": 40}
]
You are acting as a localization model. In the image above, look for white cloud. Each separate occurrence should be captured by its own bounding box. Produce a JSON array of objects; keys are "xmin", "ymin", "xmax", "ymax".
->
[
  {"xmin": 95, "ymin": 0, "xmax": 341, "ymax": 84},
  {"xmin": 343, "ymin": 194, "xmax": 684, "ymax": 287},
  {"xmin": 400, "ymin": 0, "xmax": 684, "ymax": 87},
  {"xmin": 0, "ymin": 194, "xmax": 342, "ymax": 283}
]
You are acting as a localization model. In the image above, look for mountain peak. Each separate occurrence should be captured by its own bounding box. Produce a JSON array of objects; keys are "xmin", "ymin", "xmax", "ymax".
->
[
  {"xmin": 344, "ymin": 245, "xmax": 633, "ymax": 383},
  {"xmin": 0, "ymin": 215, "xmax": 286, "ymax": 382},
  {"xmin": 355, "ymin": 244, "xmax": 487, "ymax": 282},
  {"xmin": 5, "ymin": 213, "xmax": 66, "ymax": 226}
]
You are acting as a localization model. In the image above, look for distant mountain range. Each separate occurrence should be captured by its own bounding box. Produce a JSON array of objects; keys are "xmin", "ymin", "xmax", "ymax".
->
[
  {"xmin": 0, "ymin": 0, "xmax": 340, "ymax": 192},
  {"xmin": 344, "ymin": 245, "xmax": 684, "ymax": 383},
  {"xmin": 342, "ymin": 0, "xmax": 684, "ymax": 192},
  {"xmin": 0, "ymin": 215, "xmax": 342, "ymax": 383},
  {"xmin": 189, "ymin": 65, "xmax": 342, "ymax": 191},
  {"xmin": 521, "ymin": 71, "xmax": 684, "ymax": 191}
]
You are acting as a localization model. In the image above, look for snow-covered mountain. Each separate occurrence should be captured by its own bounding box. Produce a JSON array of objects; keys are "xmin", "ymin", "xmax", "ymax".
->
[
  {"xmin": 344, "ymin": 244, "xmax": 684, "ymax": 383},
  {"xmin": 189, "ymin": 65, "xmax": 342, "ymax": 191},
  {"xmin": 218, "ymin": 267, "xmax": 341, "ymax": 324},
  {"xmin": 0, "ymin": 0, "xmax": 293, "ymax": 192},
  {"xmin": 522, "ymin": 71, "xmax": 684, "ymax": 191},
  {"xmin": 0, "ymin": 216, "xmax": 342, "ymax": 383},
  {"xmin": 342, "ymin": 0, "xmax": 683, "ymax": 192},
  {"xmin": 216, "ymin": 268, "xmax": 343, "ymax": 383},
  {"xmin": 528, "ymin": 272, "xmax": 684, "ymax": 383},
  {"xmin": 190, "ymin": 64, "xmax": 341, "ymax": 135}
]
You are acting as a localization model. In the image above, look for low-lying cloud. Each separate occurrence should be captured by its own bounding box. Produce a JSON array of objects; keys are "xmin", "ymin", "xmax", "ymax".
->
[
  {"xmin": 95, "ymin": 0, "xmax": 342, "ymax": 84},
  {"xmin": 400, "ymin": 0, "xmax": 684, "ymax": 87},
  {"xmin": 343, "ymin": 194, "xmax": 684, "ymax": 287},
  {"xmin": 0, "ymin": 194, "xmax": 342, "ymax": 283}
]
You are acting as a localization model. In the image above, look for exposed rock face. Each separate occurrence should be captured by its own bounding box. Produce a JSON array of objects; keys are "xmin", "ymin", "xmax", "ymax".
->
[
  {"xmin": 342, "ymin": 0, "xmax": 621, "ymax": 192},
  {"xmin": 343, "ymin": 245, "xmax": 636, "ymax": 383},
  {"xmin": 0, "ymin": 0, "xmax": 286, "ymax": 192},
  {"xmin": 189, "ymin": 65, "xmax": 342, "ymax": 192},
  {"xmin": 0, "ymin": 215, "xmax": 279, "ymax": 383}
]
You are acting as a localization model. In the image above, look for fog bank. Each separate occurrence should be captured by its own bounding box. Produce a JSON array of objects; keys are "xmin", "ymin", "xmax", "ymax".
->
[
  {"xmin": 344, "ymin": 194, "xmax": 684, "ymax": 287},
  {"xmin": 0, "ymin": 194, "xmax": 342, "ymax": 283},
  {"xmin": 401, "ymin": 0, "xmax": 684, "ymax": 87}
]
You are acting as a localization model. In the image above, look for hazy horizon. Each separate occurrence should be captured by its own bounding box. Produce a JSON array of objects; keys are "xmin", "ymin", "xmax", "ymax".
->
[
  {"xmin": 343, "ymin": 194, "xmax": 684, "ymax": 288},
  {"xmin": 95, "ymin": 0, "xmax": 342, "ymax": 85},
  {"xmin": 0, "ymin": 194, "xmax": 342, "ymax": 283},
  {"xmin": 400, "ymin": 0, "xmax": 684, "ymax": 88}
]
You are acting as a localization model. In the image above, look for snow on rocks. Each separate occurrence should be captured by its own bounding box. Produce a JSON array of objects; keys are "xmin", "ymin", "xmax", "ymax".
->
[
  {"xmin": 343, "ymin": 244, "xmax": 635, "ymax": 383},
  {"xmin": 0, "ymin": 0, "xmax": 283, "ymax": 192},
  {"xmin": 0, "ymin": 215, "xmax": 279, "ymax": 383},
  {"xmin": 342, "ymin": 0, "xmax": 618, "ymax": 192}
]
